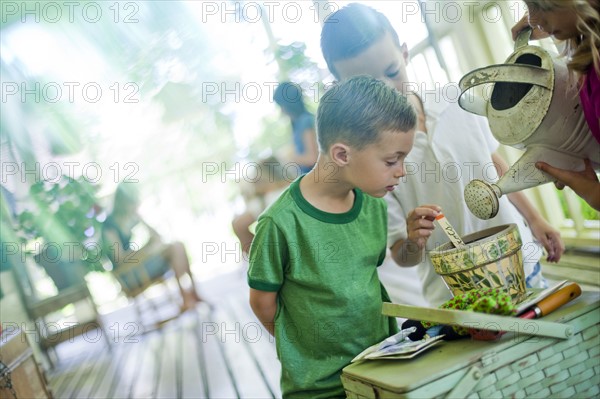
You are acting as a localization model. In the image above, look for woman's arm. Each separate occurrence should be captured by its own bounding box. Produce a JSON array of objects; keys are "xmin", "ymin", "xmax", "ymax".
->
[{"xmin": 249, "ymin": 288, "xmax": 278, "ymax": 336}]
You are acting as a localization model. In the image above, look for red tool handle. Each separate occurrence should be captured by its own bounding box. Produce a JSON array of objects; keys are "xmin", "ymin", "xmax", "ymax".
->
[
  {"xmin": 518, "ymin": 283, "xmax": 581, "ymax": 320},
  {"xmin": 471, "ymin": 283, "xmax": 582, "ymax": 340}
]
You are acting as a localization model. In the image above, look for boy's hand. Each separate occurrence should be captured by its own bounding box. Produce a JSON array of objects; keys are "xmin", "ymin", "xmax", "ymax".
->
[
  {"xmin": 406, "ymin": 205, "xmax": 441, "ymax": 250},
  {"xmin": 390, "ymin": 205, "xmax": 441, "ymax": 267}
]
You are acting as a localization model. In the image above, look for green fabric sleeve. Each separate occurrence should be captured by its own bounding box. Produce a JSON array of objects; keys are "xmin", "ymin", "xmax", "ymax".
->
[{"xmin": 247, "ymin": 216, "xmax": 287, "ymax": 291}]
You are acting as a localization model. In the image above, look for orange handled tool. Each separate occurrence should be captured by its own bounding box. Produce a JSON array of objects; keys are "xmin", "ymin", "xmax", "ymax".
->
[
  {"xmin": 520, "ymin": 282, "xmax": 582, "ymax": 319},
  {"xmin": 470, "ymin": 282, "xmax": 582, "ymax": 340}
]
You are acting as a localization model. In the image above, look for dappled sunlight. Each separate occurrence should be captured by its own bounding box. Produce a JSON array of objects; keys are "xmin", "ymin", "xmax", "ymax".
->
[
  {"xmin": 1, "ymin": 2, "xmax": 263, "ymax": 288},
  {"xmin": 1, "ymin": 2, "xmax": 434, "ymax": 294},
  {"xmin": 85, "ymin": 271, "xmax": 128, "ymax": 314},
  {"xmin": 2, "ymin": 1, "xmax": 595, "ymax": 314},
  {"xmin": 2, "ymin": 3, "xmax": 598, "ymax": 398}
]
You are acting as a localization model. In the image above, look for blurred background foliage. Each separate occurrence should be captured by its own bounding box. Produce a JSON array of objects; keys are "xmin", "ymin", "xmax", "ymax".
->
[
  {"xmin": 0, "ymin": 0, "xmax": 327, "ymax": 278},
  {"xmin": 1, "ymin": 0, "xmax": 595, "ymax": 284}
]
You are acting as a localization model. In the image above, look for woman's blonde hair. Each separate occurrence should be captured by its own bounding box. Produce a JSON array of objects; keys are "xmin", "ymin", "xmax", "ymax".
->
[{"xmin": 526, "ymin": 0, "xmax": 600, "ymax": 76}]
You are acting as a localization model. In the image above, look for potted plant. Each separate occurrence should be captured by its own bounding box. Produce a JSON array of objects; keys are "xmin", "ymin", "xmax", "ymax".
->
[{"xmin": 16, "ymin": 175, "xmax": 105, "ymax": 290}]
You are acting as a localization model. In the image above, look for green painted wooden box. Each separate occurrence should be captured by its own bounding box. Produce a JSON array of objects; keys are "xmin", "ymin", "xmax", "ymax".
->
[{"xmin": 341, "ymin": 292, "xmax": 600, "ymax": 398}]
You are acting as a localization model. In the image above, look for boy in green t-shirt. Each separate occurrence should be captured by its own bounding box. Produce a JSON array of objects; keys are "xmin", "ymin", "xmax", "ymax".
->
[{"xmin": 248, "ymin": 76, "xmax": 417, "ymax": 398}]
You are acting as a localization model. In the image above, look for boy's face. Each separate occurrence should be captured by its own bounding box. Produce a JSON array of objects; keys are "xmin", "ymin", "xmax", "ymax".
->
[
  {"xmin": 345, "ymin": 129, "xmax": 414, "ymax": 198},
  {"xmin": 333, "ymin": 32, "xmax": 410, "ymax": 93}
]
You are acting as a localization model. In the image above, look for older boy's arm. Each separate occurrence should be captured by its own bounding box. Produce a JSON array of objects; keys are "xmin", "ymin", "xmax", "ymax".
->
[
  {"xmin": 491, "ymin": 152, "xmax": 564, "ymax": 262},
  {"xmin": 390, "ymin": 206, "xmax": 440, "ymax": 266},
  {"xmin": 390, "ymin": 238, "xmax": 423, "ymax": 266},
  {"xmin": 249, "ymin": 288, "xmax": 278, "ymax": 336}
]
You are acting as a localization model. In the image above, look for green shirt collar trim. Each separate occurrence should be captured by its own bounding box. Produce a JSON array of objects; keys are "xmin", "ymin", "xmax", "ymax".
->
[{"xmin": 290, "ymin": 175, "xmax": 363, "ymax": 224}]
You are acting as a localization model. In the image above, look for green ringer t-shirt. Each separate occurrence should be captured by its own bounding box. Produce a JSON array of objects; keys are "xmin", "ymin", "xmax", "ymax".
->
[{"xmin": 248, "ymin": 175, "xmax": 398, "ymax": 398}]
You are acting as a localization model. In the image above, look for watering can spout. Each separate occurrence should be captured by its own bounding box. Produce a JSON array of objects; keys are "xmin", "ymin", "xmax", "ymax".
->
[
  {"xmin": 464, "ymin": 180, "xmax": 502, "ymax": 220},
  {"xmin": 465, "ymin": 147, "xmax": 587, "ymax": 220},
  {"xmin": 459, "ymin": 28, "xmax": 598, "ymax": 219}
]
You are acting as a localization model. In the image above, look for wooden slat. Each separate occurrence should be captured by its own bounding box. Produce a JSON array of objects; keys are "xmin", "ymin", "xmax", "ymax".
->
[
  {"xmin": 156, "ymin": 323, "xmax": 183, "ymax": 398},
  {"xmin": 88, "ymin": 341, "xmax": 129, "ymax": 398},
  {"xmin": 28, "ymin": 285, "xmax": 92, "ymax": 317},
  {"xmin": 129, "ymin": 331, "xmax": 163, "ymax": 398},
  {"xmin": 224, "ymin": 295, "xmax": 281, "ymax": 397},
  {"xmin": 40, "ymin": 323, "xmax": 103, "ymax": 348},
  {"xmin": 110, "ymin": 333, "xmax": 146, "ymax": 398},
  {"xmin": 65, "ymin": 352, "xmax": 108, "ymax": 399},
  {"xmin": 51, "ymin": 348, "xmax": 98, "ymax": 398},
  {"xmin": 195, "ymin": 307, "xmax": 240, "ymax": 398},
  {"xmin": 45, "ymin": 270, "xmax": 285, "ymax": 398},
  {"xmin": 191, "ymin": 309, "xmax": 212, "ymax": 397},
  {"xmin": 68, "ymin": 351, "xmax": 112, "ymax": 399},
  {"xmin": 214, "ymin": 302, "xmax": 277, "ymax": 398},
  {"xmin": 180, "ymin": 315, "xmax": 208, "ymax": 398},
  {"xmin": 47, "ymin": 344, "xmax": 92, "ymax": 396},
  {"xmin": 542, "ymin": 251, "xmax": 600, "ymax": 290}
]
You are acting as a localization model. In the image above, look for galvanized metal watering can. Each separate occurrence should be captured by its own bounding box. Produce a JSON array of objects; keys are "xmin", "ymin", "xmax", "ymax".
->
[{"xmin": 459, "ymin": 29, "xmax": 599, "ymax": 220}]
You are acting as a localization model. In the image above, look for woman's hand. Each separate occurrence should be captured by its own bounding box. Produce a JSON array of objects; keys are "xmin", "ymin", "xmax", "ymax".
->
[
  {"xmin": 511, "ymin": 14, "xmax": 551, "ymax": 41},
  {"xmin": 536, "ymin": 159, "xmax": 600, "ymax": 211}
]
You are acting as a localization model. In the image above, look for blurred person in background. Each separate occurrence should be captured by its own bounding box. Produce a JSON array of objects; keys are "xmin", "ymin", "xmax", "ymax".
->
[
  {"xmin": 232, "ymin": 156, "xmax": 290, "ymax": 256},
  {"xmin": 273, "ymin": 82, "xmax": 318, "ymax": 174},
  {"xmin": 103, "ymin": 182, "xmax": 203, "ymax": 310}
]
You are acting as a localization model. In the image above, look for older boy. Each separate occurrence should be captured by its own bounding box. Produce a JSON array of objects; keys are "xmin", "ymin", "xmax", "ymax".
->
[
  {"xmin": 248, "ymin": 76, "xmax": 421, "ymax": 398},
  {"xmin": 321, "ymin": 3, "xmax": 564, "ymax": 307}
]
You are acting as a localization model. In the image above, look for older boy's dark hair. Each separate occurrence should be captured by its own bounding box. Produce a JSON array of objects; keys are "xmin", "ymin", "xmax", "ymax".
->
[
  {"xmin": 317, "ymin": 76, "xmax": 416, "ymax": 152},
  {"xmin": 321, "ymin": 3, "xmax": 401, "ymax": 79},
  {"xmin": 273, "ymin": 82, "xmax": 306, "ymax": 118}
]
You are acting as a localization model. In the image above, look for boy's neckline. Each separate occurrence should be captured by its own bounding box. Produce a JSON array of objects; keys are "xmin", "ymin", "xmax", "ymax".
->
[{"xmin": 290, "ymin": 175, "xmax": 363, "ymax": 224}]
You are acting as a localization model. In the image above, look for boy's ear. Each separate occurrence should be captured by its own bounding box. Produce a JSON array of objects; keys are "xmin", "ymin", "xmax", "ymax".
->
[
  {"xmin": 329, "ymin": 142, "xmax": 351, "ymax": 166},
  {"xmin": 401, "ymin": 43, "xmax": 409, "ymax": 63}
]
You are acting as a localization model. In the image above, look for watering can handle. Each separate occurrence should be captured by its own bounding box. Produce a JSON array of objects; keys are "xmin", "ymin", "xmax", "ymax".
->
[
  {"xmin": 458, "ymin": 64, "xmax": 552, "ymax": 116},
  {"xmin": 515, "ymin": 27, "xmax": 533, "ymax": 50}
]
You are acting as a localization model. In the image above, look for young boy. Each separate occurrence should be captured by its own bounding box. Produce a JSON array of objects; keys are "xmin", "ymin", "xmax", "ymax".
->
[
  {"xmin": 248, "ymin": 76, "xmax": 419, "ymax": 398},
  {"xmin": 320, "ymin": 3, "xmax": 564, "ymax": 307}
]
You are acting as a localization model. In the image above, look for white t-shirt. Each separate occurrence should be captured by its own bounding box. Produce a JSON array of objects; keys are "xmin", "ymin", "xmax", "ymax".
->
[{"xmin": 384, "ymin": 87, "xmax": 545, "ymax": 307}]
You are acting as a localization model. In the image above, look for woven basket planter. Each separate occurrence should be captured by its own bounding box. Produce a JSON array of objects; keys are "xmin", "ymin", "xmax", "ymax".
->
[{"xmin": 430, "ymin": 223, "xmax": 527, "ymax": 304}]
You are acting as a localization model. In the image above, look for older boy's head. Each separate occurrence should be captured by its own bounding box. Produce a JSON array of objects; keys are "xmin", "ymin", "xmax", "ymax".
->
[
  {"xmin": 321, "ymin": 3, "xmax": 402, "ymax": 80},
  {"xmin": 316, "ymin": 76, "xmax": 416, "ymax": 153}
]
